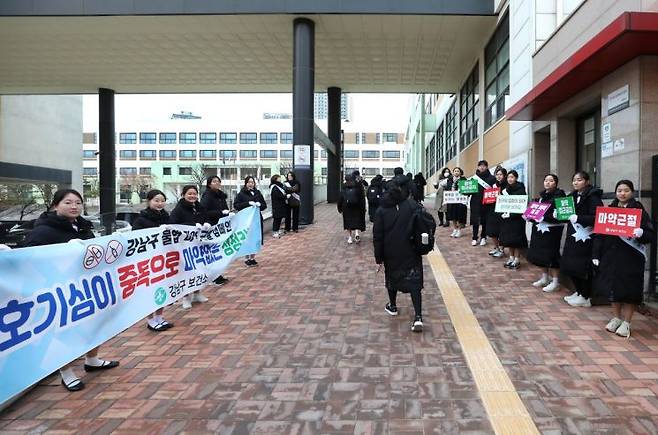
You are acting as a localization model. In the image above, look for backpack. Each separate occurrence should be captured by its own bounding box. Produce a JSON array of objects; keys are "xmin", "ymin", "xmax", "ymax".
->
[
  {"xmin": 407, "ymin": 202, "xmax": 436, "ymax": 255},
  {"xmin": 343, "ymin": 187, "xmax": 360, "ymax": 205},
  {"xmin": 367, "ymin": 186, "xmax": 381, "ymax": 203}
]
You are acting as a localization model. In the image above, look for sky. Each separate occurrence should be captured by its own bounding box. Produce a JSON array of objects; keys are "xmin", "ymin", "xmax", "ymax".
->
[{"xmin": 82, "ymin": 93, "xmax": 415, "ymax": 132}]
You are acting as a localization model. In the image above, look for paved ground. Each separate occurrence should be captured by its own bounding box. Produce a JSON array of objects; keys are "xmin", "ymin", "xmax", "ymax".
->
[{"xmin": 1, "ymin": 203, "xmax": 657, "ymax": 434}]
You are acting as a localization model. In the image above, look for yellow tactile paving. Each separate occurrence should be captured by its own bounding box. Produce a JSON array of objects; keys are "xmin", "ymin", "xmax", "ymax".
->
[{"xmin": 428, "ymin": 247, "xmax": 541, "ymax": 435}]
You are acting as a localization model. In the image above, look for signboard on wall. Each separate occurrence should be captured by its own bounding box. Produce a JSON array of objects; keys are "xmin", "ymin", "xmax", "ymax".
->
[
  {"xmin": 502, "ymin": 153, "xmax": 528, "ymax": 184},
  {"xmin": 293, "ymin": 145, "xmax": 311, "ymax": 167},
  {"xmin": 607, "ymin": 85, "xmax": 630, "ymax": 115}
]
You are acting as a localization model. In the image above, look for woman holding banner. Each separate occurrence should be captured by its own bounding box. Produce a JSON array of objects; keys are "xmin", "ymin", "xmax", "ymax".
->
[
  {"xmin": 23, "ymin": 189, "xmax": 119, "ymax": 392},
  {"xmin": 499, "ymin": 170, "xmax": 527, "ymax": 269},
  {"xmin": 486, "ymin": 167, "xmax": 507, "ymax": 258},
  {"xmin": 526, "ymin": 174, "xmax": 566, "ymax": 292},
  {"xmin": 562, "ymin": 171, "xmax": 603, "ymax": 308},
  {"xmin": 446, "ymin": 167, "xmax": 467, "ymax": 238},
  {"xmin": 433, "ymin": 167, "xmax": 451, "ymax": 227},
  {"xmin": 469, "ymin": 160, "xmax": 496, "ymax": 247},
  {"xmin": 593, "ymin": 180, "xmax": 654, "ymax": 338},
  {"xmin": 200, "ymin": 176, "xmax": 232, "ymax": 287},
  {"xmin": 234, "ymin": 176, "xmax": 267, "ymax": 265}
]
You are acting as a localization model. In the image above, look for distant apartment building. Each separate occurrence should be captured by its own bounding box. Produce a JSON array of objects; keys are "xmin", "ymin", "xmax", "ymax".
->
[{"xmin": 314, "ymin": 93, "xmax": 352, "ymax": 121}]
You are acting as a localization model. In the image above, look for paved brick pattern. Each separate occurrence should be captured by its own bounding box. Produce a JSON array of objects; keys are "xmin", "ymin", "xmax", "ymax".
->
[{"xmin": 0, "ymin": 205, "xmax": 491, "ymax": 434}]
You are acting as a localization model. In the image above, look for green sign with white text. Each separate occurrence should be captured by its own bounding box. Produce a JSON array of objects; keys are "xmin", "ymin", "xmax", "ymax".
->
[
  {"xmin": 554, "ymin": 196, "xmax": 575, "ymax": 220},
  {"xmin": 458, "ymin": 178, "xmax": 479, "ymax": 194}
]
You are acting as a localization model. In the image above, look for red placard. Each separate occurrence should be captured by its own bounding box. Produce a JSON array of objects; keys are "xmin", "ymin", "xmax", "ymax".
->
[
  {"xmin": 593, "ymin": 206, "xmax": 642, "ymax": 237},
  {"xmin": 482, "ymin": 187, "xmax": 499, "ymax": 205}
]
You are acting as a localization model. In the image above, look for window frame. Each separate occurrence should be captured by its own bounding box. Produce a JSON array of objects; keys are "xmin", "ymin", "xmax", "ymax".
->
[
  {"xmin": 159, "ymin": 132, "xmax": 176, "ymax": 144},
  {"xmin": 199, "ymin": 132, "xmax": 217, "ymax": 144},
  {"xmin": 259, "ymin": 132, "xmax": 278, "ymax": 144},
  {"xmin": 280, "ymin": 132, "xmax": 293, "ymax": 144},
  {"xmin": 460, "ymin": 63, "xmax": 480, "ymax": 149},
  {"xmin": 119, "ymin": 150, "xmax": 137, "ymax": 160},
  {"xmin": 199, "ymin": 150, "xmax": 217, "ymax": 159},
  {"xmin": 484, "ymin": 12, "xmax": 510, "ymax": 128},
  {"xmin": 361, "ymin": 150, "xmax": 380, "ymax": 159},
  {"xmin": 259, "ymin": 150, "xmax": 278, "ymax": 159},
  {"xmin": 139, "ymin": 132, "xmax": 156, "ymax": 144},
  {"xmin": 445, "ymin": 101, "xmax": 458, "ymax": 161},
  {"xmin": 179, "ymin": 132, "xmax": 197, "ymax": 145},
  {"xmin": 239, "ymin": 149, "xmax": 257, "ymax": 159},
  {"xmin": 219, "ymin": 132, "xmax": 237, "ymax": 144},
  {"xmin": 119, "ymin": 132, "xmax": 137, "ymax": 144},
  {"xmin": 178, "ymin": 150, "xmax": 197, "ymax": 159},
  {"xmin": 239, "ymin": 132, "xmax": 257, "ymax": 144},
  {"xmin": 382, "ymin": 150, "xmax": 400, "ymax": 159},
  {"xmin": 159, "ymin": 150, "xmax": 177, "ymax": 160}
]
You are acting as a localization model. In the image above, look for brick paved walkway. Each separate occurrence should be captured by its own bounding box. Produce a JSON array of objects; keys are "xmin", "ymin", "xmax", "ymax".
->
[{"xmin": 1, "ymin": 203, "xmax": 657, "ymax": 434}]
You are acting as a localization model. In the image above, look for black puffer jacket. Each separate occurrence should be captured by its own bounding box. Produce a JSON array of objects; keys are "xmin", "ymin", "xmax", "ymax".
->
[
  {"xmin": 337, "ymin": 180, "xmax": 366, "ymax": 231},
  {"xmin": 390, "ymin": 174, "xmax": 413, "ymax": 199},
  {"xmin": 526, "ymin": 188, "xmax": 566, "ymax": 268},
  {"xmin": 270, "ymin": 182, "xmax": 289, "ymax": 219},
  {"xmin": 561, "ymin": 185, "xmax": 603, "ymax": 278},
  {"xmin": 132, "ymin": 207, "xmax": 170, "ymax": 230},
  {"xmin": 373, "ymin": 191, "xmax": 423, "ymax": 293},
  {"xmin": 169, "ymin": 199, "xmax": 207, "ymax": 225},
  {"xmin": 469, "ymin": 169, "xmax": 497, "ymax": 225},
  {"xmin": 23, "ymin": 212, "xmax": 95, "ymax": 247},
  {"xmin": 498, "ymin": 181, "xmax": 528, "ymax": 248},
  {"xmin": 200, "ymin": 189, "xmax": 229, "ymax": 225}
]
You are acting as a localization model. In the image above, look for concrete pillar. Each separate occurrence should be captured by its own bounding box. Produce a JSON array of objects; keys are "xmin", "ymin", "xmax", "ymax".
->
[
  {"xmin": 98, "ymin": 88, "xmax": 116, "ymax": 235},
  {"xmin": 327, "ymin": 86, "xmax": 341, "ymax": 203}
]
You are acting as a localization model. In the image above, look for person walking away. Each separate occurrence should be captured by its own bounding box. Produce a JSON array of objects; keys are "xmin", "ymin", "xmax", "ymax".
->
[
  {"xmin": 233, "ymin": 176, "xmax": 268, "ymax": 266},
  {"xmin": 446, "ymin": 167, "xmax": 467, "ymax": 237},
  {"xmin": 499, "ymin": 170, "xmax": 527, "ymax": 269},
  {"xmin": 412, "ymin": 172, "xmax": 427, "ymax": 203},
  {"xmin": 373, "ymin": 182, "xmax": 425, "ymax": 332},
  {"xmin": 200, "ymin": 176, "xmax": 231, "ymax": 286},
  {"xmin": 434, "ymin": 167, "xmax": 451, "ymax": 227},
  {"xmin": 337, "ymin": 174, "xmax": 366, "ymax": 243},
  {"xmin": 526, "ymin": 174, "xmax": 566, "ymax": 292},
  {"xmin": 562, "ymin": 171, "xmax": 603, "ymax": 308},
  {"xmin": 593, "ymin": 179, "xmax": 654, "ymax": 338},
  {"xmin": 391, "ymin": 167, "xmax": 413, "ymax": 199},
  {"xmin": 486, "ymin": 167, "xmax": 507, "ymax": 258},
  {"xmin": 23, "ymin": 189, "xmax": 119, "ymax": 391},
  {"xmin": 367, "ymin": 175, "xmax": 384, "ymax": 223},
  {"xmin": 132, "ymin": 189, "xmax": 174, "ymax": 331},
  {"xmin": 284, "ymin": 171, "xmax": 301, "ymax": 233},
  {"xmin": 468, "ymin": 160, "xmax": 497, "ymax": 247},
  {"xmin": 269, "ymin": 174, "xmax": 288, "ymax": 238}
]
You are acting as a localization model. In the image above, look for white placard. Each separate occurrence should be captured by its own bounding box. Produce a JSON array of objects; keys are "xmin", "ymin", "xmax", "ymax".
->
[
  {"xmin": 602, "ymin": 123, "xmax": 611, "ymax": 142},
  {"xmin": 601, "ymin": 141, "xmax": 613, "ymax": 158},
  {"xmin": 613, "ymin": 138, "xmax": 625, "ymax": 152},
  {"xmin": 607, "ymin": 85, "xmax": 629, "ymax": 115},
  {"xmin": 495, "ymin": 195, "xmax": 528, "ymax": 214},
  {"xmin": 293, "ymin": 144, "xmax": 311, "ymax": 167},
  {"xmin": 443, "ymin": 191, "xmax": 469, "ymax": 205}
]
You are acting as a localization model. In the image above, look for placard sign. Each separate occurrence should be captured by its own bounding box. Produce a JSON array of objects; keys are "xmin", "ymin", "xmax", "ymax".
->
[
  {"xmin": 495, "ymin": 195, "xmax": 528, "ymax": 214},
  {"xmin": 522, "ymin": 202, "xmax": 551, "ymax": 221},
  {"xmin": 554, "ymin": 196, "xmax": 575, "ymax": 221},
  {"xmin": 458, "ymin": 179, "xmax": 479, "ymax": 194},
  {"xmin": 593, "ymin": 206, "xmax": 642, "ymax": 237},
  {"xmin": 482, "ymin": 187, "xmax": 499, "ymax": 205},
  {"xmin": 443, "ymin": 191, "xmax": 469, "ymax": 205},
  {"xmin": 293, "ymin": 145, "xmax": 311, "ymax": 167}
]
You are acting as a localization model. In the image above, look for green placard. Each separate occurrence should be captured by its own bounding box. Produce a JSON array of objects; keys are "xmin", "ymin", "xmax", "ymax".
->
[
  {"xmin": 458, "ymin": 178, "xmax": 479, "ymax": 194},
  {"xmin": 554, "ymin": 196, "xmax": 575, "ymax": 220}
]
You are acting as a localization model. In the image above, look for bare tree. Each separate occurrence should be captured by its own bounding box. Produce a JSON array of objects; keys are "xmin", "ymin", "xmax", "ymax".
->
[
  {"xmin": 187, "ymin": 164, "xmax": 216, "ymax": 191},
  {"xmin": 0, "ymin": 184, "xmax": 40, "ymax": 220},
  {"xmin": 34, "ymin": 183, "xmax": 58, "ymax": 211},
  {"xmin": 118, "ymin": 174, "xmax": 155, "ymax": 203}
]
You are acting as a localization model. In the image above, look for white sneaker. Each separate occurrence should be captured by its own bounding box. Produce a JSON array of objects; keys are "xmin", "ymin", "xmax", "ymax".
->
[
  {"xmin": 563, "ymin": 292, "xmax": 579, "ymax": 302},
  {"xmin": 354, "ymin": 234, "xmax": 361, "ymax": 243},
  {"xmin": 568, "ymin": 295, "xmax": 591, "ymax": 307},
  {"xmin": 479, "ymin": 238, "xmax": 487, "ymax": 246},
  {"xmin": 606, "ymin": 317, "xmax": 623, "ymax": 333},
  {"xmin": 181, "ymin": 296, "xmax": 192, "ymax": 310},
  {"xmin": 488, "ymin": 247, "xmax": 499, "ymax": 255},
  {"xmin": 492, "ymin": 249, "xmax": 504, "ymax": 258},
  {"xmin": 532, "ymin": 277, "xmax": 549, "ymax": 288},
  {"xmin": 542, "ymin": 281, "xmax": 560, "ymax": 293},
  {"xmin": 450, "ymin": 230, "xmax": 457, "ymax": 237},
  {"xmin": 615, "ymin": 321, "xmax": 631, "ymax": 338},
  {"xmin": 471, "ymin": 240, "xmax": 478, "ymax": 246},
  {"xmin": 273, "ymin": 231, "xmax": 281, "ymax": 239},
  {"xmin": 192, "ymin": 292, "xmax": 208, "ymax": 303},
  {"xmin": 455, "ymin": 229, "xmax": 462, "ymax": 238},
  {"xmin": 347, "ymin": 236, "xmax": 353, "ymax": 244}
]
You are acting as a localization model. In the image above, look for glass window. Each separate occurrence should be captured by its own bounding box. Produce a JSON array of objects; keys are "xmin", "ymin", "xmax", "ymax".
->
[
  {"xmin": 139, "ymin": 167, "xmax": 151, "ymax": 176},
  {"xmin": 314, "ymin": 150, "xmax": 319, "ymax": 159},
  {"xmin": 362, "ymin": 150, "xmax": 380, "ymax": 159},
  {"xmin": 280, "ymin": 132, "xmax": 293, "ymax": 144},
  {"xmin": 179, "ymin": 132, "xmax": 196, "ymax": 144},
  {"xmin": 280, "ymin": 150, "xmax": 293, "ymax": 159},
  {"xmin": 199, "ymin": 132, "xmax": 217, "ymax": 144},
  {"xmin": 375, "ymin": 133, "xmax": 381, "ymax": 144},
  {"xmin": 484, "ymin": 13, "xmax": 510, "ymax": 128},
  {"xmin": 382, "ymin": 167, "xmax": 396, "ymax": 177},
  {"xmin": 446, "ymin": 101, "xmax": 458, "ymax": 161},
  {"xmin": 321, "ymin": 150, "xmax": 327, "ymax": 158},
  {"xmin": 437, "ymin": 122, "xmax": 445, "ymax": 168},
  {"xmin": 199, "ymin": 150, "xmax": 217, "ymax": 159},
  {"xmin": 139, "ymin": 132, "xmax": 156, "ymax": 144},
  {"xmin": 179, "ymin": 167, "xmax": 193, "ymax": 176},
  {"xmin": 362, "ymin": 168, "xmax": 379, "ymax": 176},
  {"xmin": 344, "ymin": 150, "xmax": 359, "ymax": 159},
  {"xmin": 179, "ymin": 150, "xmax": 197, "ymax": 159},
  {"xmin": 321, "ymin": 167, "xmax": 328, "ymax": 176},
  {"xmin": 361, "ymin": 133, "xmax": 367, "ymax": 144},
  {"xmin": 460, "ymin": 63, "xmax": 479, "ymax": 149},
  {"xmin": 119, "ymin": 150, "xmax": 137, "ymax": 159},
  {"xmin": 239, "ymin": 150, "xmax": 257, "ymax": 159},
  {"xmin": 163, "ymin": 167, "xmax": 172, "ymax": 175},
  {"xmin": 159, "ymin": 132, "xmax": 176, "ymax": 144},
  {"xmin": 83, "ymin": 150, "xmax": 96, "ymax": 159},
  {"xmin": 219, "ymin": 132, "xmax": 237, "ymax": 144},
  {"xmin": 119, "ymin": 167, "xmax": 137, "ymax": 175},
  {"xmin": 239, "ymin": 132, "xmax": 257, "ymax": 144},
  {"xmin": 260, "ymin": 150, "xmax": 277, "ymax": 159},
  {"xmin": 119, "ymin": 133, "xmax": 136, "ymax": 144},
  {"xmin": 83, "ymin": 167, "xmax": 97, "ymax": 176},
  {"xmin": 382, "ymin": 151, "xmax": 400, "ymax": 159},
  {"xmin": 219, "ymin": 150, "xmax": 237, "ymax": 159},
  {"xmin": 139, "ymin": 150, "xmax": 156, "ymax": 160},
  {"xmin": 159, "ymin": 150, "xmax": 177, "ymax": 160},
  {"xmin": 428, "ymin": 136, "xmax": 436, "ymax": 176},
  {"xmin": 383, "ymin": 133, "xmax": 397, "ymax": 143},
  {"xmin": 260, "ymin": 132, "xmax": 278, "ymax": 144}
]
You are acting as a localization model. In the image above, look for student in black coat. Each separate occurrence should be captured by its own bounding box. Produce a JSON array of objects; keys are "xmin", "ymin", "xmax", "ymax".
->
[
  {"xmin": 373, "ymin": 182, "xmax": 424, "ymax": 332},
  {"xmin": 200, "ymin": 176, "xmax": 232, "ymax": 287},
  {"xmin": 468, "ymin": 160, "xmax": 497, "ymax": 246},
  {"xmin": 526, "ymin": 174, "xmax": 566, "ymax": 292},
  {"xmin": 131, "ymin": 189, "xmax": 175, "ymax": 332},
  {"xmin": 486, "ymin": 167, "xmax": 507, "ymax": 258},
  {"xmin": 169, "ymin": 185, "xmax": 210, "ymax": 309},
  {"xmin": 593, "ymin": 180, "xmax": 655, "ymax": 338},
  {"xmin": 233, "ymin": 176, "xmax": 267, "ymax": 266},
  {"xmin": 23, "ymin": 189, "xmax": 119, "ymax": 392},
  {"xmin": 390, "ymin": 167, "xmax": 413, "ymax": 199},
  {"xmin": 412, "ymin": 172, "xmax": 427, "ymax": 203},
  {"xmin": 337, "ymin": 174, "xmax": 367, "ymax": 244},
  {"xmin": 499, "ymin": 170, "xmax": 527, "ymax": 269},
  {"xmin": 562, "ymin": 171, "xmax": 603, "ymax": 308},
  {"xmin": 446, "ymin": 167, "xmax": 467, "ymax": 238},
  {"xmin": 367, "ymin": 175, "xmax": 384, "ymax": 223},
  {"xmin": 284, "ymin": 171, "xmax": 301, "ymax": 233},
  {"xmin": 269, "ymin": 174, "xmax": 289, "ymax": 238}
]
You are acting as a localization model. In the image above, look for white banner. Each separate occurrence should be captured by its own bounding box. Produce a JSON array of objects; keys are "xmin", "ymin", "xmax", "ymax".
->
[
  {"xmin": 443, "ymin": 191, "xmax": 469, "ymax": 205},
  {"xmin": 495, "ymin": 195, "xmax": 528, "ymax": 214}
]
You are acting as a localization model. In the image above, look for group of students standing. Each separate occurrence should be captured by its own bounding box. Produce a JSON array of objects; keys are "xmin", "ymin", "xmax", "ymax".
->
[{"xmin": 433, "ymin": 161, "xmax": 654, "ymax": 339}]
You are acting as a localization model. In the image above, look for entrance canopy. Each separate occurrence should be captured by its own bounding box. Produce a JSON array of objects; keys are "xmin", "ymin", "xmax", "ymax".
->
[{"xmin": 0, "ymin": 5, "xmax": 497, "ymax": 94}]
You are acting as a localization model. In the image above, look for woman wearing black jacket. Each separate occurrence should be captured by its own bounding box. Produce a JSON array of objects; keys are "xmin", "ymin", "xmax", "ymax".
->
[
  {"xmin": 499, "ymin": 170, "xmax": 527, "ymax": 269},
  {"xmin": 337, "ymin": 174, "xmax": 366, "ymax": 244},
  {"xmin": 562, "ymin": 171, "xmax": 603, "ymax": 308},
  {"xmin": 132, "ymin": 189, "xmax": 174, "ymax": 331},
  {"xmin": 367, "ymin": 175, "xmax": 384, "ymax": 223},
  {"xmin": 284, "ymin": 171, "xmax": 301, "ymax": 233},
  {"xmin": 200, "ymin": 176, "xmax": 231, "ymax": 287},
  {"xmin": 233, "ymin": 176, "xmax": 267, "ymax": 266},
  {"xmin": 593, "ymin": 180, "xmax": 655, "ymax": 338},
  {"xmin": 23, "ymin": 189, "xmax": 119, "ymax": 392},
  {"xmin": 486, "ymin": 167, "xmax": 507, "ymax": 258},
  {"xmin": 269, "ymin": 174, "xmax": 288, "ymax": 238},
  {"xmin": 169, "ymin": 185, "xmax": 210, "ymax": 310},
  {"xmin": 373, "ymin": 182, "xmax": 424, "ymax": 332},
  {"xmin": 469, "ymin": 160, "xmax": 497, "ymax": 247},
  {"xmin": 526, "ymin": 174, "xmax": 566, "ymax": 292},
  {"xmin": 446, "ymin": 167, "xmax": 467, "ymax": 237}
]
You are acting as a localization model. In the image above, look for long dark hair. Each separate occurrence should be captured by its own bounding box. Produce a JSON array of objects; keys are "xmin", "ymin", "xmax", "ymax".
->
[
  {"xmin": 206, "ymin": 176, "xmax": 221, "ymax": 188},
  {"xmin": 51, "ymin": 188, "xmax": 83, "ymax": 209},
  {"xmin": 243, "ymin": 176, "xmax": 256, "ymax": 191},
  {"xmin": 439, "ymin": 167, "xmax": 451, "ymax": 180}
]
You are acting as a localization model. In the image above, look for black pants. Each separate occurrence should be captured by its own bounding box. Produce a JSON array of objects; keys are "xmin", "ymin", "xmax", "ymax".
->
[
  {"xmin": 571, "ymin": 274, "xmax": 593, "ymax": 299},
  {"xmin": 286, "ymin": 206, "xmax": 299, "ymax": 231},
  {"xmin": 388, "ymin": 288, "xmax": 422, "ymax": 317},
  {"xmin": 273, "ymin": 216, "xmax": 283, "ymax": 232},
  {"xmin": 437, "ymin": 211, "xmax": 444, "ymax": 226},
  {"xmin": 472, "ymin": 222, "xmax": 487, "ymax": 240}
]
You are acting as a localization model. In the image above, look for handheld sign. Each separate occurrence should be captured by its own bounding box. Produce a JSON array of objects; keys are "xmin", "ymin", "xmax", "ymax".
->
[
  {"xmin": 443, "ymin": 191, "xmax": 469, "ymax": 205},
  {"xmin": 593, "ymin": 206, "xmax": 642, "ymax": 237},
  {"xmin": 495, "ymin": 195, "xmax": 528, "ymax": 214},
  {"xmin": 522, "ymin": 202, "xmax": 551, "ymax": 221},
  {"xmin": 458, "ymin": 178, "xmax": 479, "ymax": 195},
  {"xmin": 554, "ymin": 196, "xmax": 575, "ymax": 220},
  {"xmin": 482, "ymin": 187, "xmax": 499, "ymax": 205}
]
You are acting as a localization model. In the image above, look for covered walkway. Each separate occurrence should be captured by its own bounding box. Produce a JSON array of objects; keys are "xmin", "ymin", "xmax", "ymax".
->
[{"xmin": 1, "ymin": 204, "xmax": 658, "ymax": 434}]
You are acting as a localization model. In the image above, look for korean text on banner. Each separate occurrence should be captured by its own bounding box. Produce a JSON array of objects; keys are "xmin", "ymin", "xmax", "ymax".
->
[
  {"xmin": 458, "ymin": 179, "xmax": 479, "ymax": 195},
  {"xmin": 0, "ymin": 206, "xmax": 262, "ymax": 406},
  {"xmin": 443, "ymin": 191, "xmax": 469, "ymax": 205},
  {"xmin": 495, "ymin": 195, "xmax": 528, "ymax": 214},
  {"xmin": 593, "ymin": 206, "xmax": 642, "ymax": 237},
  {"xmin": 522, "ymin": 202, "xmax": 551, "ymax": 221},
  {"xmin": 482, "ymin": 187, "xmax": 499, "ymax": 205},
  {"xmin": 554, "ymin": 196, "xmax": 575, "ymax": 220}
]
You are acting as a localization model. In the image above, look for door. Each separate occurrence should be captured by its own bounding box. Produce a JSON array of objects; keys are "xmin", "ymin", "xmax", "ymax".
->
[{"xmin": 576, "ymin": 110, "xmax": 601, "ymax": 186}]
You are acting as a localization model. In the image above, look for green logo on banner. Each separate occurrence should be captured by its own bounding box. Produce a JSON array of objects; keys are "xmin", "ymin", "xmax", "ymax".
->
[
  {"xmin": 554, "ymin": 196, "xmax": 575, "ymax": 220},
  {"xmin": 458, "ymin": 179, "xmax": 479, "ymax": 194},
  {"xmin": 154, "ymin": 287, "xmax": 167, "ymax": 306}
]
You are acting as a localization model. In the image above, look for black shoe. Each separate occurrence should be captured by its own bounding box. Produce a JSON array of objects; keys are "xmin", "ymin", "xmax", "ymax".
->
[
  {"xmin": 147, "ymin": 322, "xmax": 169, "ymax": 332},
  {"xmin": 411, "ymin": 316, "xmax": 423, "ymax": 332},
  {"xmin": 251, "ymin": 259, "xmax": 259, "ymax": 266},
  {"xmin": 385, "ymin": 303, "xmax": 398, "ymax": 316},
  {"xmin": 84, "ymin": 360, "xmax": 119, "ymax": 372},
  {"xmin": 61, "ymin": 378, "xmax": 84, "ymax": 392},
  {"xmin": 214, "ymin": 275, "xmax": 229, "ymax": 286},
  {"xmin": 245, "ymin": 259, "xmax": 257, "ymax": 267},
  {"xmin": 508, "ymin": 261, "xmax": 520, "ymax": 270}
]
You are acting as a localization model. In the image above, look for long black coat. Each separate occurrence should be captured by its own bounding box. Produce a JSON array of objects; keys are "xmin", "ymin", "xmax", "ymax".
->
[
  {"xmin": 527, "ymin": 189, "xmax": 566, "ymax": 268},
  {"xmin": 561, "ymin": 186, "xmax": 603, "ymax": 278},
  {"xmin": 367, "ymin": 179, "xmax": 384, "ymax": 223},
  {"xmin": 200, "ymin": 189, "xmax": 229, "ymax": 225},
  {"xmin": 390, "ymin": 174, "xmax": 413, "ymax": 200},
  {"xmin": 445, "ymin": 176, "xmax": 467, "ymax": 224},
  {"xmin": 468, "ymin": 169, "xmax": 496, "ymax": 225},
  {"xmin": 486, "ymin": 180, "xmax": 507, "ymax": 238},
  {"xmin": 498, "ymin": 181, "xmax": 528, "ymax": 248},
  {"xmin": 23, "ymin": 212, "xmax": 95, "ymax": 247},
  {"xmin": 169, "ymin": 199, "xmax": 207, "ymax": 225},
  {"xmin": 269, "ymin": 182, "xmax": 289, "ymax": 219},
  {"xmin": 593, "ymin": 199, "xmax": 655, "ymax": 305},
  {"xmin": 337, "ymin": 182, "xmax": 366, "ymax": 231},
  {"xmin": 234, "ymin": 188, "xmax": 267, "ymax": 244},
  {"xmin": 132, "ymin": 207, "xmax": 170, "ymax": 230},
  {"xmin": 373, "ymin": 194, "xmax": 423, "ymax": 293}
]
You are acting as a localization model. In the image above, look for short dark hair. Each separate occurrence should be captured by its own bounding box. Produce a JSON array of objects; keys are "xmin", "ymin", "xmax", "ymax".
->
[
  {"xmin": 146, "ymin": 189, "xmax": 166, "ymax": 201},
  {"xmin": 495, "ymin": 166, "xmax": 507, "ymax": 177},
  {"xmin": 206, "ymin": 176, "xmax": 221, "ymax": 188},
  {"xmin": 573, "ymin": 170, "xmax": 590, "ymax": 181},
  {"xmin": 393, "ymin": 167, "xmax": 404, "ymax": 176},
  {"xmin": 615, "ymin": 179, "xmax": 634, "ymax": 192},
  {"xmin": 544, "ymin": 173, "xmax": 559, "ymax": 186},
  {"xmin": 51, "ymin": 189, "xmax": 83, "ymax": 208},
  {"xmin": 477, "ymin": 160, "xmax": 488, "ymax": 167},
  {"xmin": 181, "ymin": 185, "xmax": 198, "ymax": 196},
  {"xmin": 453, "ymin": 167, "xmax": 464, "ymax": 176},
  {"xmin": 270, "ymin": 174, "xmax": 281, "ymax": 185},
  {"xmin": 508, "ymin": 170, "xmax": 519, "ymax": 179},
  {"xmin": 243, "ymin": 176, "xmax": 256, "ymax": 187}
]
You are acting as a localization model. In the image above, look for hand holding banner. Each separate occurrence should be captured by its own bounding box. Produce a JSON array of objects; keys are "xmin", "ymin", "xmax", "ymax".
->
[
  {"xmin": 458, "ymin": 179, "xmax": 479, "ymax": 195},
  {"xmin": 593, "ymin": 206, "xmax": 642, "ymax": 237},
  {"xmin": 495, "ymin": 195, "xmax": 528, "ymax": 214},
  {"xmin": 482, "ymin": 187, "xmax": 499, "ymax": 205},
  {"xmin": 443, "ymin": 191, "xmax": 469, "ymax": 205},
  {"xmin": 522, "ymin": 202, "xmax": 551, "ymax": 221},
  {"xmin": 554, "ymin": 196, "xmax": 575, "ymax": 221}
]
